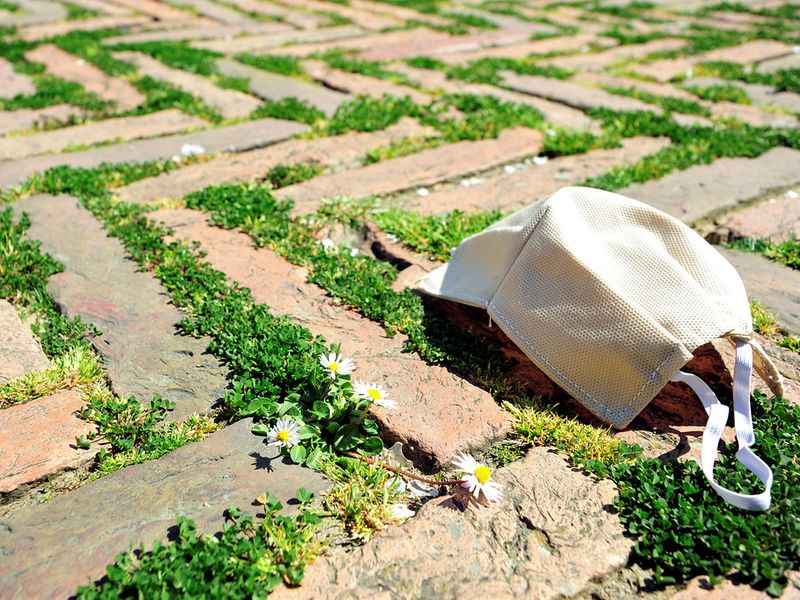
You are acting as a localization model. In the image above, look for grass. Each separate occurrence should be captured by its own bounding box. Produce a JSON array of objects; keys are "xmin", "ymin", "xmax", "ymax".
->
[
  {"xmin": 694, "ymin": 61, "xmax": 800, "ymax": 95},
  {"xmin": 251, "ymin": 98, "xmax": 325, "ymax": 125},
  {"xmin": 444, "ymin": 56, "xmax": 573, "ymax": 86},
  {"xmin": 315, "ymin": 48, "xmax": 416, "ymax": 87},
  {"xmin": 750, "ymin": 299, "xmax": 781, "ymax": 336},
  {"xmin": 603, "ymin": 84, "xmax": 710, "ymax": 116},
  {"xmin": 728, "ymin": 237, "xmax": 800, "ymax": 270},
  {"xmin": 363, "ymin": 134, "xmax": 442, "ymax": 164},
  {"xmin": 264, "ymin": 162, "xmax": 325, "ymax": 189},
  {"xmin": 234, "ymin": 53, "xmax": 305, "ymax": 77},
  {"xmin": 0, "ymin": 346, "xmax": 102, "ymax": 409}
]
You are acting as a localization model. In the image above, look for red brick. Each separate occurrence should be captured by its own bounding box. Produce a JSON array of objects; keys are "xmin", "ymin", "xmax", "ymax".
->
[
  {"xmin": 25, "ymin": 45, "xmax": 144, "ymax": 110},
  {"xmin": 18, "ymin": 15, "xmax": 152, "ymax": 41},
  {"xmin": 277, "ymin": 127, "xmax": 545, "ymax": 214},
  {"xmin": 717, "ymin": 192, "xmax": 800, "ymax": 243},
  {"xmin": 0, "ymin": 105, "xmax": 82, "ymax": 136},
  {"xmin": 0, "ymin": 300, "xmax": 49, "ymax": 383},
  {"xmin": 405, "ymin": 136, "xmax": 669, "ymax": 214},
  {"xmin": 0, "ymin": 391, "xmax": 97, "ymax": 493},
  {"xmin": 545, "ymin": 37, "xmax": 687, "ymax": 71},
  {"xmin": 0, "ymin": 57, "xmax": 34, "ymax": 98},
  {"xmin": 154, "ymin": 208, "xmax": 512, "ymax": 469}
]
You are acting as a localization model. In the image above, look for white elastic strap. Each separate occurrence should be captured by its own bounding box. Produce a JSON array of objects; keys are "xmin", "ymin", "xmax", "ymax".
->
[{"xmin": 670, "ymin": 341, "xmax": 772, "ymax": 511}]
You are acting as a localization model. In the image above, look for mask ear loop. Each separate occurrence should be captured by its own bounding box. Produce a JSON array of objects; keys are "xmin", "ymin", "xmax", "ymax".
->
[{"xmin": 671, "ymin": 341, "xmax": 773, "ymax": 511}]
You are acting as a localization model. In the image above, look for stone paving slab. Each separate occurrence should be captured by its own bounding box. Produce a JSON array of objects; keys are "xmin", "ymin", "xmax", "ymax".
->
[
  {"xmin": 267, "ymin": 28, "xmax": 456, "ymax": 58},
  {"xmin": 757, "ymin": 52, "xmax": 800, "ymax": 74},
  {"xmin": 717, "ymin": 248, "xmax": 800, "ymax": 335},
  {"xmin": 0, "ymin": 117, "xmax": 307, "ymax": 188},
  {"xmin": 191, "ymin": 24, "xmax": 367, "ymax": 53},
  {"xmin": 0, "ymin": 109, "xmax": 206, "ymax": 161},
  {"xmin": 155, "ymin": 208, "xmax": 511, "ymax": 470},
  {"xmin": 0, "ymin": 300, "xmax": 49, "ymax": 382},
  {"xmin": 0, "ymin": 57, "xmax": 34, "ymax": 98},
  {"xmin": 436, "ymin": 33, "xmax": 617, "ymax": 64},
  {"xmin": 708, "ymin": 100, "xmax": 799, "ymax": 128},
  {"xmin": 104, "ymin": 0, "xmax": 192, "ymax": 21},
  {"xmin": 0, "ymin": 105, "xmax": 84, "ymax": 136},
  {"xmin": 116, "ymin": 117, "xmax": 431, "ymax": 204},
  {"xmin": 0, "ymin": 418, "xmax": 329, "ymax": 599},
  {"xmin": 115, "ymin": 51, "xmax": 262, "ymax": 119},
  {"xmin": 25, "ymin": 45, "xmax": 145, "ymax": 111},
  {"xmin": 12, "ymin": 195, "xmax": 230, "ymax": 422},
  {"xmin": 275, "ymin": 447, "xmax": 632, "ymax": 600},
  {"xmin": 500, "ymin": 71, "xmax": 658, "ymax": 113},
  {"xmin": 18, "ymin": 15, "xmax": 153, "ymax": 41},
  {"xmin": 277, "ymin": 127, "xmax": 545, "ymax": 215},
  {"xmin": 302, "ymin": 60, "xmax": 433, "ymax": 105},
  {"xmin": 0, "ymin": 0, "xmax": 66, "ymax": 26},
  {"xmin": 686, "ymin": 76, "xmax": 800, "ymax": 114},
  {"xmin": 390, "ymin": 62, "xmax": 598, "ymax": 131},
  {"xmin": 0, "ymin": 390, "xmax": 98, "ymax": 494},
  {"xmin": 106, "ymin": 21, "xmax": 298, "ymax": 45},
  {"xmin": 544, "ymin": 37, "xmax": 687, "ymax": 71},
  {"xmin": 278, "ymin": 0, "xmax": 402, "ymax": 30},
  {"xmin": 620, "ymin": 147, "xmax": 800, "ymax": 224},
  {"xmin": 229, "ymin": 0, "xmax": 326, "ymax": 29},
  {"xmin": 216, "ymin": 58, "xmax": 348, "ymax": 116},
  {"xmin": 405, "ymin": 136, "xmax": 670, "ymax": 214},
  {"xmin": 716, "ymin": 192, "xmax": 800, "ymax": 243},
  {"xmin": 166, "ymin": 0, "xmax": 256, "ymax": 25},
  {"xmin": 360, "ymin": 28, "xmax": 533, "ymax": 62}
]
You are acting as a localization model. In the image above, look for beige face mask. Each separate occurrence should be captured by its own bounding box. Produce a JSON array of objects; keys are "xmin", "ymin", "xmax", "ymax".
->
[{"xmin": 417, "ymin": 186, "xmax": 783, "ymax": 511}]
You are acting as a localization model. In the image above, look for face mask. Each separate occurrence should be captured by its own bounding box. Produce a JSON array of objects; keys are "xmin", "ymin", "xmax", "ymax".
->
[{"xmin": 417, "ymin": 186, "xmax": 783, "ymax": 511}]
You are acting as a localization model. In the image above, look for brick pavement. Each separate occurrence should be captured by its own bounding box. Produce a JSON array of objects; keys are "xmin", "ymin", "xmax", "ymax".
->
[{"xmin": 1, "ymin": 2, "xmax": 799, "ymax": 598}]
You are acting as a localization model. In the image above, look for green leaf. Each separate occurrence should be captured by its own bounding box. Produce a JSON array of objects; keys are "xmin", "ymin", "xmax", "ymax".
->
[
  {"xmin": 361, "ymin": 436, "xmax": 384, "ymax": 455},
  {"xmin": 304, "ymin": 447, "xmax": 324, "ymax": 469},
  {"xmin": 251, "ymin": 423, "xmax": 271, "ymax": 436},
  {"xmin": 289, "ymin": 445, "xmax": 307, "ymax": 464}
]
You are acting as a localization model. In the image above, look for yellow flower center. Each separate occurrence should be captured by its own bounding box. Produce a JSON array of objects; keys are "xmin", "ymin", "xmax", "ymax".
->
[
  {"xmin": 367, "ymin": 388, "xmax": 382, "ymax": 400},
  {"xmin": 276, "ymin": 430, "xmax": 290, "ymax": 442},
  {"xmin": 328, "ymin": 361, "xmax": 339, "ymax": 372},
  {"xmin": 474, "ymin": 465, "xmax": 491, "ymax": 485}
]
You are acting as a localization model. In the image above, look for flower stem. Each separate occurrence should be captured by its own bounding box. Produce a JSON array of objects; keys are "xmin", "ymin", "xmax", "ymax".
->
[{"xmin": 344, "ymin": 451, "xmax": 462, "ymax": 487}]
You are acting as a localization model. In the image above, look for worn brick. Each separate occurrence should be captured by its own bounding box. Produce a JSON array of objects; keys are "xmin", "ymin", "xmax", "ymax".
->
[
  {"xmin": 25, "ymin": 45, "xmax": 145, "ymax": 110},
  {"xmin": 0, "ymin": 57, "xmax": 35, "ymax": 98},
  {"xmin": 215, "ymin": 58, "xmax": 347, "ymax": 116},
  {"xmin": 18, "ymin": 15, "xmax": 152, "ymax": 41},
  {"xmin": 620, "ymin": 147, "xmax": 800, "ymax": 224},
  {"xmin": 702, "ymin": 39, "xmax": 794, "ymax": 64},
  {"xmin": 405, "ymin": 136, "xmax": 670, "ymax": 214},
  {"xmin": 278, "ymin": 0, "xmax": 401, "ymax": 30},
  {"xmin": 0, "ymin": 391, "xmax": 97, "ymax": 494},
  {"xmin": 0, "ymin": 105, "xmax": 83, "ymax": 136},
  {"xmin": 0, "ymin": 109, "xmax": 206, "ymax": 161},
  {"xmin": 717, "ymin": 248, "xmax": 800, "ymax": 335},
  {"xmin": 390, "ymin": 62, "xmax": 597, "ymax": 131},
  {"xmin": 437, "ymin": 33, "xmax": 617, "ymax": 64},
  {"xmin": 275, "ymin": 448, "xmax": 631, "ymax": 600},
  {"xmin": 0, "ymin": 419, "xmax": 329, "ymax": 599},
  {"xmin": 757, "ymin": 52, "xmax": 800, "ymax": 74},
  {"xmin": 708, "ymin": 99, "xmax": 799, "ymax": 128},
  {"xmin": 717, "ymin": 192, "xmax": 800, "ymax": 243},
  {"xmin": 0, "ymin": 300, "xmax": 49, "ymax": 383},
  {"xmin": 545, "ymin": 37, "xmax": 687, "ymax": 71},
  {"xmin": 302, "ymin": 59, "xmax": 432, "ymax": 105},
  {"xmin": 115, "ymin": 51, "xmax": 261, "ymax": 119},
  {"xmin": 360, "ymin": 28, "xmax": 533, "ymax": 61},
  {"xmin": 165, "ymin": 0, "xmax": 255, "ymax": 24},
  {"xmin": 220, "ymin": 0, "xmax": 324, "ymax": 29},
  {"xmin": 501, "ymin": 71, "xmax": 658, "ymax": 112},
  {"xmin": 0, "ymin": 0, "xmax": 66, "ymax": 26},
  {"xmin": 103, "ymin": 0, "xmax": 191, "ymax": 20},
  {"xmin": 116, "ymin": 117, "xmax": 431, "ymax": 204},
  {"xmin": 0, "ymin": 117, "xmax": 306, "ymax": 188},
  {"xmin": 277, "ymin": 127, "xmax": 545, "ymax": 214},
  {"xmin": 13, "ymin": 195, "xmax": 230, "ymax": 421},
  {"xmin": 105, "ymin": 21, "xmax": 296, "ymax": 45},
  {"xmin": 155, "ymin": 208, "xmax": 511, "ymax": 469},
  {"xmin": 191, "ymin": 24, "xmax": 366, "ymax": 53},
  {"xmin": 687, "ymin": 76, "xmax": 800, "ymax": 113}
]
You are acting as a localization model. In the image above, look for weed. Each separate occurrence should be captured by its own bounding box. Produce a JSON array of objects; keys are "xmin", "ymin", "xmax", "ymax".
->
[
  {"xmin": 684, "ymin": 83, "xmax": 751, "ymax": 104},
  {"xmin": 603, "ymin": 84, "xmax": 710, "ymax": 116},
  {"xmin": 779, "ymin": 335, "xmax": 800, "ymax": 354},
  {"xmin": 695, "ymin": 61, "xmax": 800, "ymax": 95},
  {"xmin": 324, "ymin": 95, "xmax": 421, "ymax": 135},
  {"xmin": 444, "ymin": 56, "xmax": 572, "ymax": 86},
  {"xmin": 251, "ymin": 97, "xmax": 325, "ymax": 125},
  {"xmin": 75, "ymin": 491, "xmax": 321, "ymax": 598},
  {"xmin": 429, "ymin": 93, "xmax": 545, "ymax": 141},
  {"xmin": 64, "ymin": 2, "xmax": 100, "ymax": 19},
  {"xmin": 315, "ymin": 48, "xmax": 416, "ymax": 87},
  {"xmin": 372, "ymin": 207, "xmax": 503, "ymax": 261},
  {"xmin": 321, "ymin": 458, "xmax": 405, "ymax": 540},
  {"xmin": 446, "ymin": 11, "xmax": 498, "ymax": 29},
  {"xmin": 109, "ymin": 40, "xmax": 221, "ymax": 76},
  {"xmin": 264, "ymin": 162, "xmax": 325, "ymax": 189},
  {"xmin": 234, "ymin": 53, "xmax": 304, "ymax": 77},
  {"xmin": 750, "ymin": 299, "xmax": 781, "ymax": 336},
  {"xmin": 363, "ymin": 135, "xmax": 442, "ymax": 164},
  {"xmin": 405, "ymin": 56, "xmax": 446, "ymax": 70},
  {"xmin": 728, "ymin": 237, "xmax": 800, "ymax": 270},
  {"xmin": 0, "ymin": 346, "xmax": 102, "ymax": 409}
]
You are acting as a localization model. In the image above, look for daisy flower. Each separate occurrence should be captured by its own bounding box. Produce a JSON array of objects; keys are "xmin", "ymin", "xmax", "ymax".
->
[
  {"xmin": 353, "ymin": 381, "xmax": 397, "ymax": 409},
  {"xmin": 266, "ymin": 417, "xmax": 301, "ymax": 449},
  {"xmin": 452, "ymin": 453, "xmax": 503, "ymax": 503},
  {"xmin": 319, "ymin": 351, "xmax": 356, "ymax": 379}
]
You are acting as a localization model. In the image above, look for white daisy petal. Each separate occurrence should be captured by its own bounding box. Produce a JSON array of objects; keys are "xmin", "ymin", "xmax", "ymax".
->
[
  {"xmin": 319, "ymin": 352, "xmax": 356, "ymax": 379},
  {"xmin": 390, "ymin": 504, "xmax": 415, "ymax": 520},
  {"xmin": 266, "ymin": 417, "xmax": 302, "ymax": 448}
]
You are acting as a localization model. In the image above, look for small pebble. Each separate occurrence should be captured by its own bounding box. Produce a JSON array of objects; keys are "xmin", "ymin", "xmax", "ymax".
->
[{"xmin": 417, "ymin": 188, "xmax": 429, "ymax": 197}]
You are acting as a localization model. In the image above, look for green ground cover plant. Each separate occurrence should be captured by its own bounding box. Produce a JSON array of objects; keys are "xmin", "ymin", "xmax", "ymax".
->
[
  {"xmin": 683, "ymin": 83, "xmax": 751, "ymax": 104},
  {"xmin": 314, "ymin": 48, "xmax": 416, "ymax": 87},
  {"xmin": 234, "ymin": 53, "xmax": 305, "ymax": 77},
  {"xmin": 251, "ymin": 98, "xmax": 325, "ymax": 125},
  {"xmin": 64, "ymin": 2, "xmax": 100, "ymax": 19},
  {"xmin": 264, "ymin": 162, "xmax": 325, "ymax": 189},
  {"xmin": 372, "ymin": 207, "xmax": 504, "ymax": 261},
  {"xmin": 75, "ymin": 491, "xmax": 322, "ymax": 598},
  {"xmin": 603, "ymin": 84, "xmax": 710, "ymax": 115},
  {"xmin": 362, "ymin": 134, "xmax": 443, "ymax": 163},
  {"xmin": 728, "ymin": 237, "xmax": 800, "ymax": 270},
  {"xmin": 444, "ymin": 56, "xmax": 573, "ymax": 85}
]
